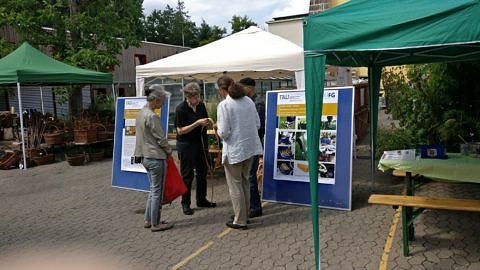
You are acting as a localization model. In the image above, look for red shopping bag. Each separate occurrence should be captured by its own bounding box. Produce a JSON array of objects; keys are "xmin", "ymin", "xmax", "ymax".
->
[{"xmin": 163, "ymin": 157, "xmax": 187, "ymax": 204}]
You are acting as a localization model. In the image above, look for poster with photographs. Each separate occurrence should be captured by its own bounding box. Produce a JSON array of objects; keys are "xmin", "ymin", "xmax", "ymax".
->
[
  {"xmin": 121, "ymin": 99, "xmax": 148, "ymax": 173},
  {"xmin": 273, "ymin": 91, "xmax": 338, "ymax": 184},
  {"xmin": 112, "ymin": 97, "xmax": 170, "ymax": 192},
  {"xmin": 120, "ymin": 99, "xmax": 164, "ymax": 173}
]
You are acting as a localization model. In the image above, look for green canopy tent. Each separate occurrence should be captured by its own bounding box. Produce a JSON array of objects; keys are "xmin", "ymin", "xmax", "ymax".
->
[
  {"xmin": 303, "ymin": 0, "xmax": 480, "ymax": 268},
  {"xmin": 0, "ymin": 42, "xmax": 113, "ymax": 169}
]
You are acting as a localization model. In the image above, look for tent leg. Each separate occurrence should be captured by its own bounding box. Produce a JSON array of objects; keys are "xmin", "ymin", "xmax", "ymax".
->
[
  {"xmin": 40, "ymin": 86, "xmax": 45, "ymax": 114},
  {"xmin": 17, "ymin": 83, "xmax": 27, "ymax": 170},
  {"xmin": 368, "ymin": 66, "xmax": 382, "ymax": 191},
  {"xmin": 203, "ymin": 80, "xmax": 206, "ymax": 100}
]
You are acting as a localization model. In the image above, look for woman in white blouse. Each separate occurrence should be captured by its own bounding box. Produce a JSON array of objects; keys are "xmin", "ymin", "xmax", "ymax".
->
[{"xmin": 216, "ymin": 76, "xmax": 263, "ymax": 229}]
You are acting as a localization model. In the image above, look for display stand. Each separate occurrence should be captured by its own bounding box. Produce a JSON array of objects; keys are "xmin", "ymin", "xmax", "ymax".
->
[
  {"xmin": 261, "ymin": 88, "xmax": 354, "ymax": 210},
  {"xmin": 111, "ymin": 97, "xmax": 169, "ymax": 192}
]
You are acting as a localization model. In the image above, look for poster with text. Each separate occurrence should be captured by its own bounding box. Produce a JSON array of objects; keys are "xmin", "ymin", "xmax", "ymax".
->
[
  {"xmin": 112, "ymin": 97, "xmax": 170, "ymax": 192},
  {"xmin": 274, "ymin": 91, "xmax": 338, "ymax": 184},
  {"xmin": 120, "ymin": 98, "xmax": 162, "ymax": 173},
  {"xmin": 262, "ymin": 88, "xmax": 354, "ymax": 210}
]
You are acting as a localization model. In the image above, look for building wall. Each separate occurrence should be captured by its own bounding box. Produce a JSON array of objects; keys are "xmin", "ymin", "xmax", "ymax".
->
[
  {"xmin": 7, "ymin": 86, "xmax": 93, "ymax": 120},
  {"xmin": 112, "ymin": 41, "xmax": 190, "ymax": 97},
  {"xmin": 309, "ymin": 0, "xmax": 349, "ymax": 15},
  {"xmin": 309, "ymin": 0, "xmax": 330, "ymax": 14},
  {"xmin": 267, "ymin": 18, "xmax": 304, "ymax": 46}
]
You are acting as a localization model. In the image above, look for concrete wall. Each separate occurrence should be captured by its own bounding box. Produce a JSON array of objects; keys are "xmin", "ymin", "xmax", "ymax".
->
[{"xmin": 267, "ymin": 17, "xmax": 304, "ymax": 47}]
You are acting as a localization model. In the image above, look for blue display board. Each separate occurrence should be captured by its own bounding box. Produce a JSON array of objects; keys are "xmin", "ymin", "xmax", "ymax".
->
[
  {"xmin": 111, "ymin": 97, "xmax": 170, "ymax": 192},
  {"xmin": 262, "ymin": 88, "xmax": 354, "ymax": 210}
]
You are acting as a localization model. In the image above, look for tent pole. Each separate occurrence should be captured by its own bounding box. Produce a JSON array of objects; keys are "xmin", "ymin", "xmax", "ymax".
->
[
  {"xmin": 112, "ymin": 84, "xmax": 116, "ymax": 109},
  {"xmin": 112, "ymin": 83, "xmax": 116, "ymax": 98},
  {"xmin": 17, "ymin": 83, "xmax": 27, "ymax": 170},
  {"xmin": 181, "ymin": 78, "xmax": 185, "ymax": 100},
  {"xmin": 39, "ymin": 86, "xmax": 45, "ymax": 114},
  {"xmin": 203, "ymin": 80, "xmax": 206, "ymax": 101},
  {"xmin": 368, "ymin": 66, "xmax": 382, "ymax": 191},
  {"xmin": 305, "ymin": 52, "xmax": 326, "ymax": 270}
]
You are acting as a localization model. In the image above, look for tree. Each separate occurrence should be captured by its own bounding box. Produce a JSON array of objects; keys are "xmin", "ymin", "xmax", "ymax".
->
[
  {"xmin": 229, "ymin": 15, "xmax": 257, "ymax": 33},
  {"xmin": 144, "ymin": 0, "xmax": 198, "ymax": 47},
  {"xmin": 144, "ymin": 9, "xmax": 170, "ymax": 43},
  {"xmin": 0, "ymin": 0, "xmax": 144, "ymax": 116},
  {"xmin": 197, "ymin": 20, "xmax": 226, "ymax": 46},
  {"xmin": 0, "ymin": 38, "xmax": 15, "ymax": 58}
]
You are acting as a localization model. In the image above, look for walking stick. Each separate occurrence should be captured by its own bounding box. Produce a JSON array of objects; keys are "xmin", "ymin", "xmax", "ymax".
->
[{"xmin": 201, "ymin": 118, "xmax": 221, "ymax": 202}]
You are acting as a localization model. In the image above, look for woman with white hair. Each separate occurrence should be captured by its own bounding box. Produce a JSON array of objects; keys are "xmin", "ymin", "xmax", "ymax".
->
[{"xmin": 134, "ymin": 84, "xmax": 173, "ymax": 232}]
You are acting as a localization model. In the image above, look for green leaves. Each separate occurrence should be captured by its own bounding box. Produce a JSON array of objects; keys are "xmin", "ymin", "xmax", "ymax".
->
[
  {"xmin": 1, "ymin": 0, "xmax": 143, "ymax": 71},
  {"xmin": 143, "ymin": 1, "xmax": 257, "ymax": 47},
  {"xmin": 382, "ymin": 61, "xmax": 480, "ymax": 152},
  {"xmin": 229, "ymin": 15, "xmax": 257, "ymax": 34}
]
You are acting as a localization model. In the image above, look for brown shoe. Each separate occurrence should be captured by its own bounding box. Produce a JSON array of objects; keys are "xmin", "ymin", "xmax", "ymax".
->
[{"xmin": 151, "ymin": 222, "xmax": 173, "ymax": 232}]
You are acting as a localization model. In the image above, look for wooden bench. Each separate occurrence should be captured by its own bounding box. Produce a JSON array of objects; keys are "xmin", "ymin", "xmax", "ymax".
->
[
  {"xmin": 368, "ymin": 194, "xmax": 480, "ymax": 256},
  {"xmin": 392, "ymin": 169, "xmax": 417, "ymax": 177}
]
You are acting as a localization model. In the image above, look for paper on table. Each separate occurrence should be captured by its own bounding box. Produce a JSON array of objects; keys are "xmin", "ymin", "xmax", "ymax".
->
[{"xmin": 382, "ymin": 149, "xmax": 416, "ymax": 160}]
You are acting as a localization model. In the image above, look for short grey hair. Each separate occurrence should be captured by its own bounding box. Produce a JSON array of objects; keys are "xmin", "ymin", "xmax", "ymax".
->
[
  {"xmin": 147, "ymin": 84, "xmax": 171, "ymax": 101},
  {"xmin": 182, "ymin": 82, "xmax": 201, "ymax": 98}
]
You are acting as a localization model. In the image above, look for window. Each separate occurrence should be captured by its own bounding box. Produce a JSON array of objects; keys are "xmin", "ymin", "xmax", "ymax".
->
[{"xmin": 134, "ymin": 54, "xmax": 147, "ymax": 65}]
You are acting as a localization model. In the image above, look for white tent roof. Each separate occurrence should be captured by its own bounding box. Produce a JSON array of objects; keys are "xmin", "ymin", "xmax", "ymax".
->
[{"xmin": 135, "ymin": 26, "xmax": 304, "ymax": 89}]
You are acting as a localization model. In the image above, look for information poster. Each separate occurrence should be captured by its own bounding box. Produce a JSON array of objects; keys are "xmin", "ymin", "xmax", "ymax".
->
[
  {"xmin": 111, "ymin": 97, "xmax": 169, "ymax": 192},
  {"xmin": 121, "ymin": 99, "xmax": 148, "ymax": 173},
  {"xmin": 274, "ymin": 91, "xmax": 338, "ymax": 184},
  {"xmin": 262, "ymin": 88, "xmax": 354, "ymax": 210}
]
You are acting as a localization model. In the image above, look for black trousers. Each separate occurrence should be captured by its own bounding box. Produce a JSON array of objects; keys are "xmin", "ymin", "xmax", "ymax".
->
[{"xmin": 176, "ymin": 140, "xmax": 209, "ymax": 206}]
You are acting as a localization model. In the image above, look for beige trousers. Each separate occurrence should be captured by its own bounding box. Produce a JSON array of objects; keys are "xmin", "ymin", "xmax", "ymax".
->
[{"xmin": 224, "ymin": 157, "xmax": 253, "ymax": 225}]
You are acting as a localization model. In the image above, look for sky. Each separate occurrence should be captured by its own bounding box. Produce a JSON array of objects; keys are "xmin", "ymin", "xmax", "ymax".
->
[{"xmin": 142, "ymin": 0, "xmax": 310, "ymax": 32}]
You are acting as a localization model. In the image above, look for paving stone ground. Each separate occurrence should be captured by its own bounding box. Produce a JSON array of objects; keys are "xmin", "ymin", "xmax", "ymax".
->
[{"xmin": 1, "ymin": 139, "xmax": 480, "ymax": 269}]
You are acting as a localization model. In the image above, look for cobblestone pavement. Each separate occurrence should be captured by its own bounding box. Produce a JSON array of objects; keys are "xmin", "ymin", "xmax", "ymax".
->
[{"xmin": 1, "ymin": 152, "xmax": 480, "ymax": 269}]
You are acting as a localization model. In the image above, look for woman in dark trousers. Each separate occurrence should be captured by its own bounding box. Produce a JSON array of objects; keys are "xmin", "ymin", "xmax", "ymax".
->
[{"xmin": 174, "ymin": 82, "xmax": 216, "ymax": 215}]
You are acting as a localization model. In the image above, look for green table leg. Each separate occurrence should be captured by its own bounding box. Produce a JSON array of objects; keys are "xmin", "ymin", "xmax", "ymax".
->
[
  {"xmin": 406, "ymin": 172, "xmax": 415, "ymax": 241},
  {"xmin": 402, "ymin": 205, "xmax": 410, "ymax": 256}
]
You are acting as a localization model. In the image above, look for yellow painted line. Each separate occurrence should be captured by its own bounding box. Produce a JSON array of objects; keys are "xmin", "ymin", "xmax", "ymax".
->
[
  {"xmin": 379, "ymin": 206, "xmax": 401, "ymax": 270},
  {"xmin": 379, "ymin": 189, "xmax": 406, "ymax": 270},
  {"xmin": 170, "ymin": 240, "xmax": 214, "ymax": 270},
  {"xmin": 217, "ymin": 228, "xmax": 232, "ymax": 238},
  {"xmin": 172, "ymin": 201, "xmax": 269, "ymax": 269}
]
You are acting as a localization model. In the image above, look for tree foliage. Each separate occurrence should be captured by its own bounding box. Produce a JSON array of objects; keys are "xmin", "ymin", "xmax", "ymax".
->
[
  {"xmin": 197, "ymin": 20, "xmax": 226, "ymax": 46},
  {"xmin": 382, "ymin": 61, "xmax": 480, "ymax": 151},
  {"xmin": 0, "ymin": 0, "xmax": 144, "ymax": 71},
  {"xmin": 0, "ymin": 0, "xmax": 144, "ymax": 116},
  {"xmin": 229, "ymin": 15, "xmax": 257, "ymax": 33},
  {"xmin": 143, "ymin": 1, "xmax": 255, "ymax": 46},
  {"xmin": 144, "ymin": 1, "xmax": 199, "ymax": 47}
]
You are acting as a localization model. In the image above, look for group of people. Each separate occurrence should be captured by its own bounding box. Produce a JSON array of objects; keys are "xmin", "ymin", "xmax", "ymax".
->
[{"xmin": 134, "ymin": 76, "xmax": 265, "ymax": 231}]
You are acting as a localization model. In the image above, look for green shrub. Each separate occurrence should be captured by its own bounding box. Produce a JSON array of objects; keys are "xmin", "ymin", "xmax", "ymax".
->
[{"xmin": 376, "ymin": 128, "xmax": 419, "ymax": 160}]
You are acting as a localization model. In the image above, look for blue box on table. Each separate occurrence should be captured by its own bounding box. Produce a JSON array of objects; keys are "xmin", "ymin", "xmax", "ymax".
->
[{"xmin": 419, "ymin": 144, "xmax": 446, "ymax": 159}]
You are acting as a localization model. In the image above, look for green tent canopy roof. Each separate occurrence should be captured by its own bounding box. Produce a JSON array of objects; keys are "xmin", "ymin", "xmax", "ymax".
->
[
  {"xmin": 304, "ymin": 0, "xmax": 480, "ymax": 67},
  {"xmin": 0, "ymin": 42, "xmax": 112, "ymax": 85},
  {"xmin": 303, "ymin": 1, "xmax": 480, "ymax": 268}
]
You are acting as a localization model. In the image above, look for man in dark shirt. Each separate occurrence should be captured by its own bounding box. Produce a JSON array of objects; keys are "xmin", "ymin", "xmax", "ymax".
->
[
  {"xmin": 174, "ymin": 82, "xmax": 216, "ymax": 215},
  {"xmin": 239, "ymin": 77, "xmax": 264, "ymax": 218}
]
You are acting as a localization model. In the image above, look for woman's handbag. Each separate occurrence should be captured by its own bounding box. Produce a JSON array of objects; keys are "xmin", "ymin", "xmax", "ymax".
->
[{"xmin": 163, "ymin": 157, "xmax": 188, "ymax": 204}]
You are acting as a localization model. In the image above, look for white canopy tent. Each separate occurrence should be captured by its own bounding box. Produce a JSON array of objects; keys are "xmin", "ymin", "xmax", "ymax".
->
[{"xmin": 135, "ymin": 26, "xmax": 304, "ymax": 96}]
